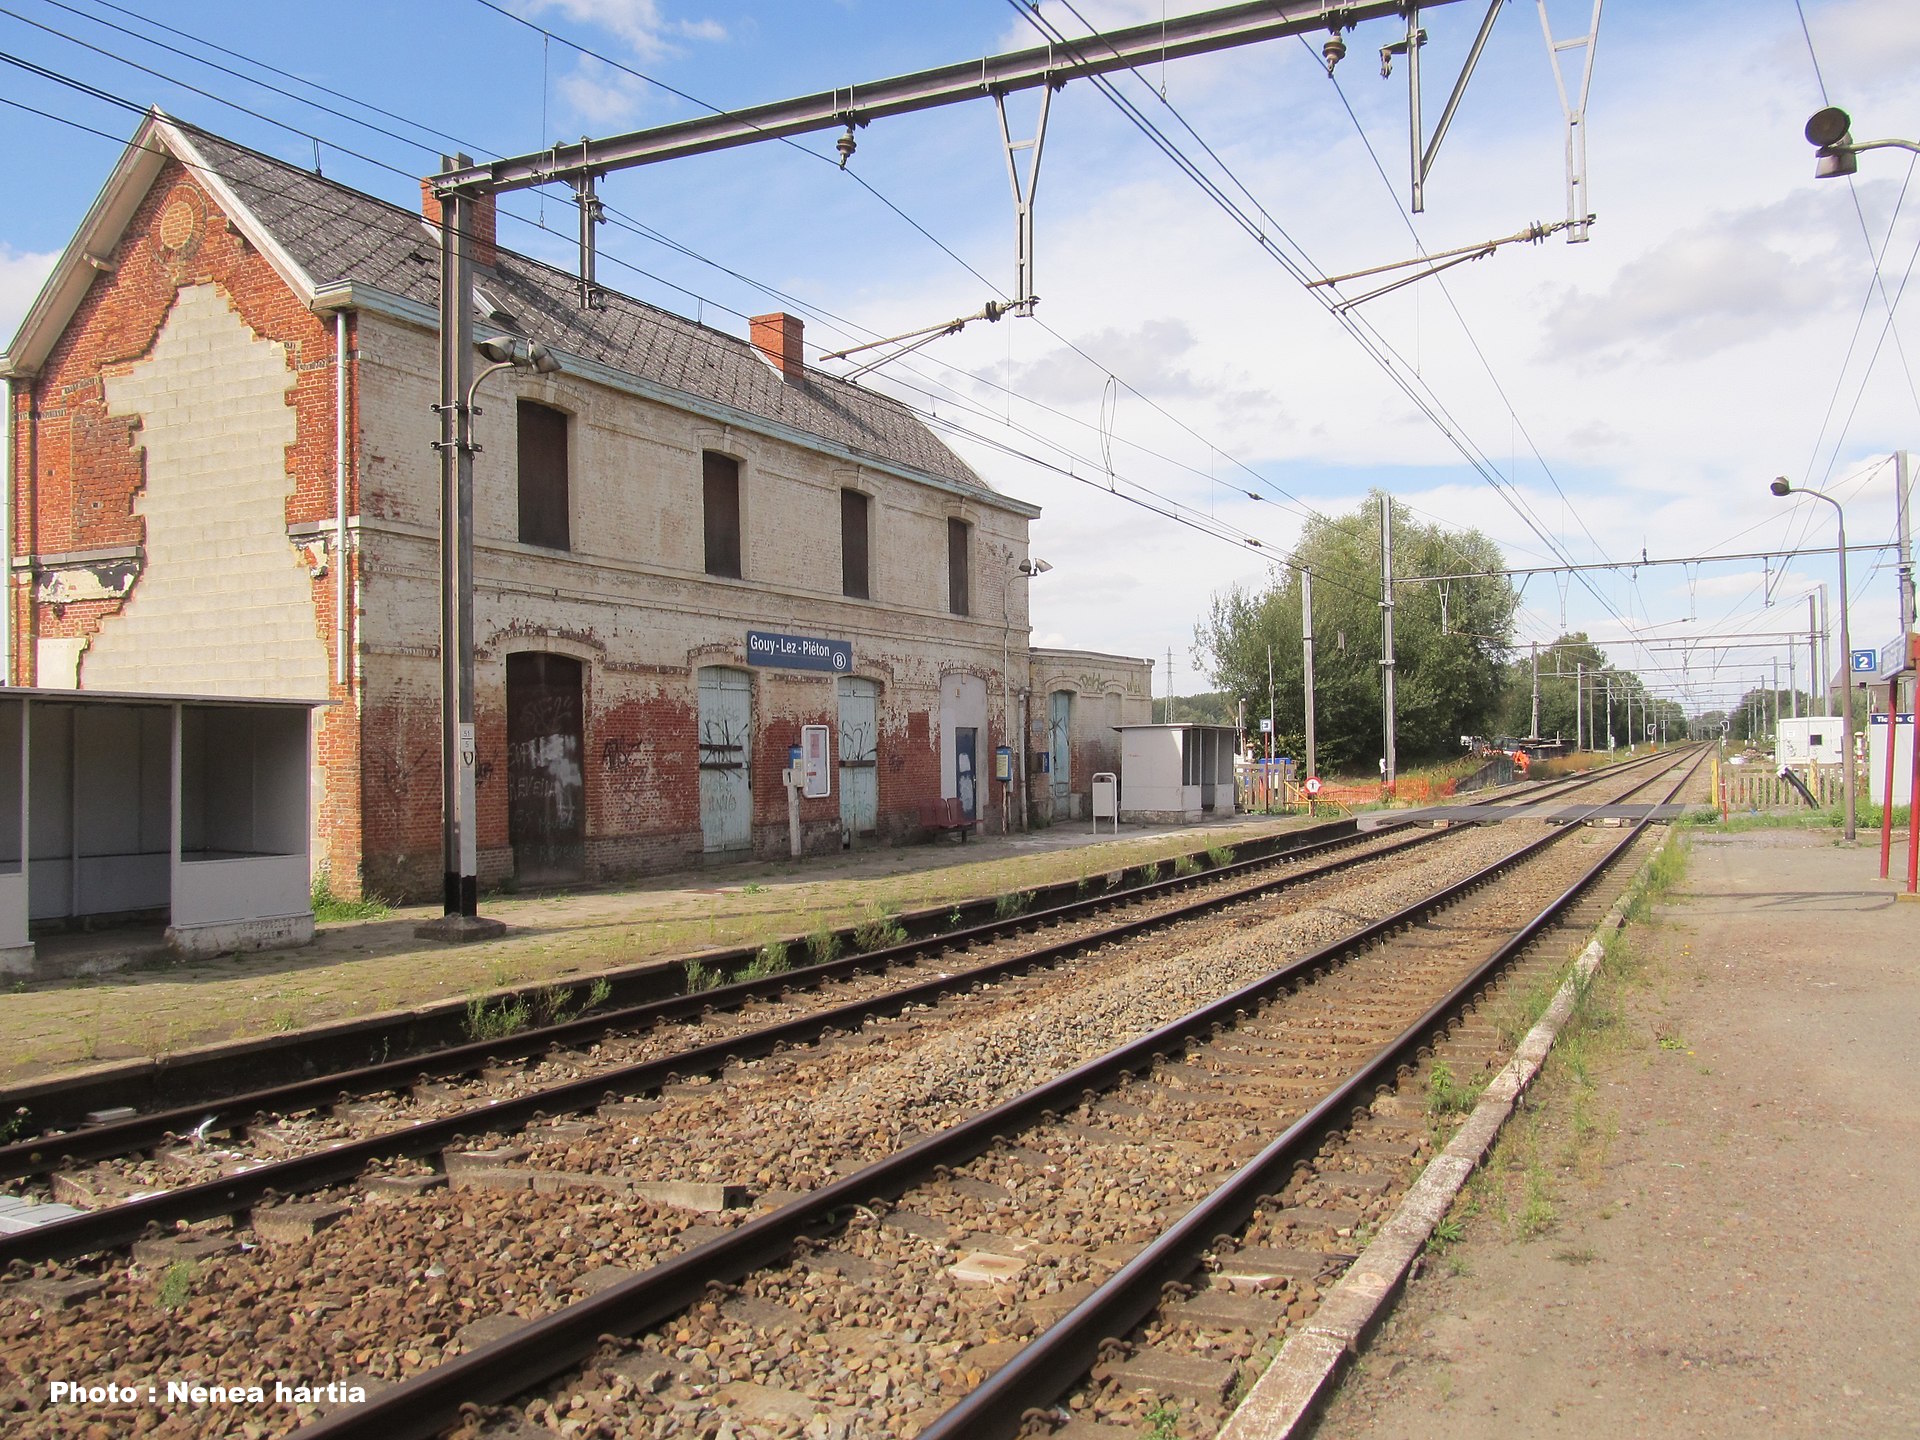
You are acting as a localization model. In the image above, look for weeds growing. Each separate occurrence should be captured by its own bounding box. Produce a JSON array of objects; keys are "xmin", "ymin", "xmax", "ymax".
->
[
  {"xmin": 1171, "ymin": 854, "xmax": 1201, "ymax": 877},
  {"xmin": 1205, "ymin": 843, "xmax": 1236, "ymax": 867},
  {"xmin": 739, "ymin": 941, "xmax": 792, "ymax": 982},
  {"xmin": 852, "ymin": 912, "xmax": 907, "ymax": 952},
  {"xmin": 994, "ymin": 890, "xmax": 1034, "ymax": 919},
  {"xmin": 806, "ymin": 929, "xmax": 843, "ymax": 965},
  {"xmin": 156, "ymin": 1261, "xmax": 195, "ymax": 1311},
  {"xmin": 463, "ymin": 995, "xmax": 531, "ymax": 1041},
  {"xmin": 309, "ymin": 865, "xmax": 391, "ymax": 923}
]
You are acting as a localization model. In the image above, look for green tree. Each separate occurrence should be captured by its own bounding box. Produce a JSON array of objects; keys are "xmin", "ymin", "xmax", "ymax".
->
[{"xmin": 1194, "ymin": 495, "xmax": 1519, "ymax": 772}]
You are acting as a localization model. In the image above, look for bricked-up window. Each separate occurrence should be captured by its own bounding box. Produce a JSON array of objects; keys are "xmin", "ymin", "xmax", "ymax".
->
[
  {"xmin": 841, "ymin": 490, "xmax": 870, "ymax": 599},
  {"xmin": 947, "ymin": 518, "xmax": 970, "ymax": 616},
  {"xmin": 517, "ymin": 401, "xmax": 570, "ymax": 550},
  {"xmin": 703, "ymin": 452, "xmax": 742, "ymax": 578}
]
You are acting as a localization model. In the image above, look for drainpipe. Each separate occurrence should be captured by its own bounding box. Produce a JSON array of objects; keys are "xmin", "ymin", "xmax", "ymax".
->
[
  {"xmin": 334, "ymin": 310, "xmax": 350, "ymax": 690},
  {"xmin": 2, "ymin": 380, "xmax": 12, "ymax": 685}
]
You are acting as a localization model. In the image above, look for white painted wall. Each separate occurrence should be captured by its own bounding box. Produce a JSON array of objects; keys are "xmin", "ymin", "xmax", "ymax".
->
[{"xmin": 85, "ymin": 283, "xmax": 328, "ymax": 699}]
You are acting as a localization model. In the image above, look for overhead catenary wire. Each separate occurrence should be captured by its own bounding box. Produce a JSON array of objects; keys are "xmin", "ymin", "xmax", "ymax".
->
[
  {"xmin": 1009, "ymin": 1, "xmax": 1635, "ymax": 628},
  {"xmin": 0, "ymin": 70, "xmax": 1367, "ymax": 601},
  {"xmin": 0, "ymin": 16, "xmax": 1315, "ymax": 564},
  {"xmin": 5, "ymin": 12, "xmax": 1626, "ymax": 654}
]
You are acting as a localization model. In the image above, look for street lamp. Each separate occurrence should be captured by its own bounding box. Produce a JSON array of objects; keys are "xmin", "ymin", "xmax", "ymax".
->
[
  {"xmin": 1001, "ymin": 557, "xmax": 1052, "ymax": 834},
  {"xmin": 1771, "ymin": 477, "xmax": 1856, "ymax": 841},
  {"xmin": 1805, "ymin": 107, "xmax": 1920, "ymax": 179},
  {"xmin": 417, "ymin": 333, "xmax": 565, "ymax": 943}
]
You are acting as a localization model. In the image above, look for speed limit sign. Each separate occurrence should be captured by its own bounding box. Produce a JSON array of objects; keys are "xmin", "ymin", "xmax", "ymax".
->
[{"xmin": 1304, "ymin": 776, "xmax": 1323, "ymax": 797}]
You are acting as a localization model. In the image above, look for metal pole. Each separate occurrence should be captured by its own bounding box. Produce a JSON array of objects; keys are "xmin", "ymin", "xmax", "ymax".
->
[
  {"xmin": 1819, "ymin": 583, "xmax": 1831, "ymax": 716},
  {"xmin": 1530, "ymin": 641, "xmax": 1540, "ymax": 739},
  {"xmin": 1380, "ymin": 495, "xmax": 1397, "ymax": 786},
  {"xmin": 1771, "ymin": 657, "xmax": 1779, "ymax": 745},
  {"xmin": 1834, "ymin": 504, "xmax": 1857, "ymax": 840},
  {"xmin": 1789, "ymin": 637, "xmax": 1798, "ymax": 720},
  {"xmin": 1606, "ymin": 672, "xmax": 1614, "ymax": 753},
  {"xmin": 1897, "ymin": 450, "xmax": 1914, "ymax": 634},
  {"xmin": 1300, "ymin": 569, "xmax": 1317, "ymax": 779},
  {"xmin": 1407, "ymin": 4, "xmax": 1425, "ymax": 213},
  {"xmin": 1001, "ymin": 587, "xmax": 1015, "ymax": 837},
  {"xmin": 1576, "ymin": 661, "xmax": 1584, "ymax": 751},
  {"xmin": 417, "ymin": 164, "xmax": 498, "ymax": 942}
]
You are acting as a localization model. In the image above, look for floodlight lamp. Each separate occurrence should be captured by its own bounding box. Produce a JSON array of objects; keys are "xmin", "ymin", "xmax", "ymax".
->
[
  {"xmin": 476, "ymin": 335, "xmax": 523, "ymax": 365},
  {"xmin": 1805, "ymin": 107, "xmax": 1852, "ymax": 148},
  {"xmin": 1770, "ymin": 477, "xmax": 1793, "ymax": 497},
  {"xmin": 528, "ymin": 341, "xmax": 563, "ymax": 375},
  {"xmin": 1024, "ymin": 558, "xmax": 1053, "ymax": 576}
]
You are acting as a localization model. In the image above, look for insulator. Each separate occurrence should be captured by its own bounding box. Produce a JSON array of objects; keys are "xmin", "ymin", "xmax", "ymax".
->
[
  {"xmin": 836, "ymin": 127, "xmax": 857, "ymax": 170},
  {"xmin": 1323, "ymin": 31, "xmax": 1347, "ymax": 74}
]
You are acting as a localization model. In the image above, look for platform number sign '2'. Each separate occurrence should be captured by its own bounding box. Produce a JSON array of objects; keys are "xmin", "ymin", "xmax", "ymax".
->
[{"xmin": 1851, "ymin": 649, "xmax": 1879, "ymax": 674}]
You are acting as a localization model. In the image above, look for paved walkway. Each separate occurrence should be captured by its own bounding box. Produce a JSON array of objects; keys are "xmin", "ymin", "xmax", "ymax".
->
[
  {"xmin": 0, "ymin": 810, "xmax": 1297, "ymax": 1089},
  {"xmin": 1311, "ymin": 829, "xmax": 1920, "ymax": 1439}
]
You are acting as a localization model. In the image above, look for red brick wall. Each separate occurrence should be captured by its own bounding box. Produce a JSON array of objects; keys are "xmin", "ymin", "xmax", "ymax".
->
[{"xmin": 16, "ymin": 159, "xmax": 369, "ymax": 892}]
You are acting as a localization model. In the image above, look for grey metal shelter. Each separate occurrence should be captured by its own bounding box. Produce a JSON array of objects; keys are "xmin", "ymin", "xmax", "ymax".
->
[
  {"xmin": 1112, "ymin": 723, "xmax": 1240, "ymax": 823},
  {"xmin": 0, "ymin": 689, "xmax": 321, "ymax": 973}
]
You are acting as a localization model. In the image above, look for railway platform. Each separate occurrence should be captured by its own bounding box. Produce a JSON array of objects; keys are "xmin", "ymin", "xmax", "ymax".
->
[
  {"xmin": 1305, "ymin": 827, "xmax": 1919, "ymax": 1440},
  {"xmin": 0, "ymin": 809, "xmax": 1299, "ymax": 1090}
]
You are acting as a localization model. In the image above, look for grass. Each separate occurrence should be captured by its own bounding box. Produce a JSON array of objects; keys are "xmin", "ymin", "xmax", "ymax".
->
[
  {"xmin": 534, "ymin": 977, "xmax": 612, "ymax": 1026},
  {"xmin": 1143, "ymin": 1403, "xmax": 1181, "ymax": 1440},
  {"xmin": 1685, "ymin": 801, "xmax": 1910, "ymax": 833},
  {"xmin": 1171, "ymin": 854, "xmax": 1201, "ymax": 877},
  {"xmin": 309, "ymin": 866, "xmax": 392, "ymax": 924},
  {"xmin": 852, "ymin": 912, "xmax": 907, "ymax": 952},
  {"xmin": 156, "ymin": 1260, "xmax": 195, "ymax": 1311},
  {"xmin": 993, "ymin": 890, "xmax": 1034, "ymax": 919},
  {"xmin": 463, "ymin": 995, "xmax": 531, "ymax": 1041},
  {"xmin": 1425, "ymin": 1061, "xmax": 1484, "ymax": 1118},
  {"xmin": 683, "ymin": 959, "xmax": 723, "ymax": 993},
  {"xmin": 1457, "ymin": 839, "xmax": 1687, "ymax": 1244},
  {"xmin": 4, "ymin": 815, "xmax": 1312, "ymax": 1089},
  {"xmin": 806, "ymin": 929, "xmax": 843, "ymax": 965},
  {"xmin": 1205, "ymin": 843, "xmax": 1236, "ymax": 867},
  {"xmin": 739, "ymin": 941, "xmax": 791, "ymax": 982}
]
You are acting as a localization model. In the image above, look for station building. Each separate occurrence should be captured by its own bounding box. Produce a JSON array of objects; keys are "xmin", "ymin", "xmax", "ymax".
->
[{"xmin": 2, "ymin": 112, "xmax": 1152, "ymax": 905}]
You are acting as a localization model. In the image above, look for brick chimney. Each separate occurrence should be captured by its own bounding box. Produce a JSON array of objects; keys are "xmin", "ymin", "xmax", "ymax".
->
[
  {"xmin": 750, "ymin": 312, "xmax": 806, "ymax": 383},
  {"xmin": 420, "ymin": 180, "xmax": 497, "ymax": 269}
]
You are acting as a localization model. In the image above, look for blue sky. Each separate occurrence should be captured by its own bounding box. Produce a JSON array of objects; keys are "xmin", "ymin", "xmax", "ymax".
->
[{"xmin": 4, "ymin": 0, "xmax": 1919, "ymax": 717}]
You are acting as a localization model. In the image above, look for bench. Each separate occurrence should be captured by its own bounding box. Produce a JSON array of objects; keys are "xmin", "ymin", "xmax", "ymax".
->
[{"xmin": 917, "ymin": 797, "xmax": 979, "ymax": 843}]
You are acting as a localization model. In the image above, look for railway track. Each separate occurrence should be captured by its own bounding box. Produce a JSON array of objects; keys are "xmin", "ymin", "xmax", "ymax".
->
[
  {"xmin": 0, "ymin": 751, "xmax": 1698, "ymax": 1438},
  {"xmin": 0, "ymin": 755, "xmax": 1671, "ymax": 1220}
]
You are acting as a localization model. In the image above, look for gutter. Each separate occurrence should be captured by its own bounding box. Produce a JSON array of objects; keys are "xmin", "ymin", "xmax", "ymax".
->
[
  {"xmin": 334, "ymin": 310, "xmax": 349, "ymax": 690},
  {"xmin": 2, "ymin": 379, "xmax": 10, "ymax": 684}
]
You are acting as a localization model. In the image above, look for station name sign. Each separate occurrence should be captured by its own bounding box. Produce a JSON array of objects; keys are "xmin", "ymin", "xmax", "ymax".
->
[{"xmin": 747, "ymin": 629, "xmax": 852, "ymax": 674}]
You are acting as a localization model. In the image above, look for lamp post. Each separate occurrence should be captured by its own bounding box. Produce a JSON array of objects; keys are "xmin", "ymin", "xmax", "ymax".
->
[
  {"xmin": 1000, "ymin": 557, "xmax": 1051, "ymax": 834},
  {"xmin": 1804, "ymin": 107, "xmax": 1920, "ymax": 179},
  {"xmin": 1771, "ymin": 478, "xmax": 1856, "ymax": 840},
  {"xmin": 417, "ymin": 333, "xmax": 563, "ymax": 942}
]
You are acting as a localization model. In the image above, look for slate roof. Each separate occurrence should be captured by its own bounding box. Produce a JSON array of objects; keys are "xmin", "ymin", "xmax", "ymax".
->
[{"xmin": 182, "ymin": 127, "xmax": 999, "ymax": 499}]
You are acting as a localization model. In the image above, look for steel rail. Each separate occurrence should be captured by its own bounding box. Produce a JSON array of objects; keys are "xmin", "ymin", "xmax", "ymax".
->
[
  {"xmin": 0, "ymin": 753, "xmax": 1653, "ymax": 1179},
  {"xmin": 288, "ymin": 749, "xmax": 1702, "ymax": 1440},
  {"xmin": 0, "ymin": 825, "xmax": 1471, "ymax": 1260},
  {"xmin": 916, "ymin": 749, "xmax": 1706, "ymax": 1439},
  {"xmin": 0, "ymin": 821, "xmax": 1417, "ymax": 1184},
  {"xmin": 0, "ymin": 754, "xmax": 1681, "ymax": 1260},
  {"xmin": 1, "ymin": 752, "xmax": 1662, "ymax": 1150}
]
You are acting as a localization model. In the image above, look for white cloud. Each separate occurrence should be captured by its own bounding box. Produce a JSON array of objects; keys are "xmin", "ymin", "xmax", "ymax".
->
[
  {"xmin": 0, "ymin": 245, "xmax": 58, "ymax": 350},
  {"xmin": 518, "ymin": 0, "xmax": 727, "ymax": 60},
  {"xmin": 1537, "ymin": 191, "xmax": 1861, "ymax": 364},
  {"xmin": 557, "ymin": 55, "xmax": 651, "ymax": 126}
]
